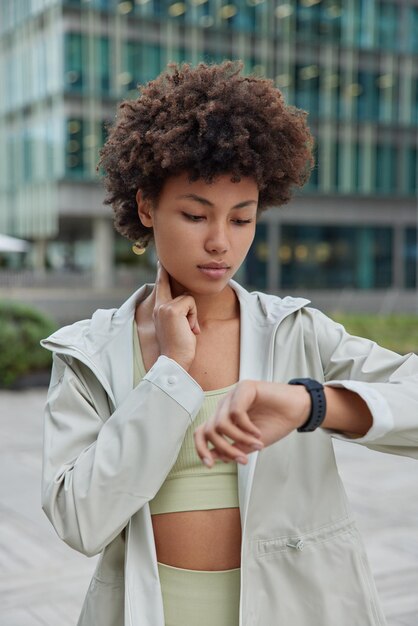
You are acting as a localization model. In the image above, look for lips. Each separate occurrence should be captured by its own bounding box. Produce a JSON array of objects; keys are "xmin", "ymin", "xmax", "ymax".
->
[
  {"xmin": 197, "ymin": 263, "xmax": 231, "ymax": 279},
  {"xmin": 198, "ymin": 263, "xmax": 230, "ymax": 269}
]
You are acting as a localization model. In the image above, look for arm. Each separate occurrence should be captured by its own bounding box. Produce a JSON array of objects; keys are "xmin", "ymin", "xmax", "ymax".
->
[
  {"xmin": 314, "ymin": 308, "xmax": 418, "ymax": 454},
  {"xmin": 193, "ymin": 380, "xmax": 373, "ymax": 467},
  {"xmin": 43, "ymin": 263, "xmax": 203, "ymax": 557},
  {"xmin": 42, "ymin": 353, "xmax": 203, "ymax": 557},
  {"xmin": 194, "ymin": 309, "xmax": 418, "ymax": 465},
  {"xmin": 323, "ymin": 387, "xmax": 372, "ymax": 436}
]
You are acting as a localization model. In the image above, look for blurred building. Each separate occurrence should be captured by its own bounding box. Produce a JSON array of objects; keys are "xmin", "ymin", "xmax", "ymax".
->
[{"xmin": 0, "ymin": 0, "xmax": 418, "ymax": 301}]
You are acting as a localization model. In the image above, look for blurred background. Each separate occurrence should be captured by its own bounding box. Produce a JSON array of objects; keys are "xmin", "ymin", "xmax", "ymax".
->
[{"xmin": 1, "ymin": 0, "xmax": 418, "ymax": 328}]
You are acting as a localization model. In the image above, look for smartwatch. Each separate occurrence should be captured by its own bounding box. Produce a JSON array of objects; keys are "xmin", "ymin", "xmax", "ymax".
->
[{"xmin": 288, "ymin": 378, "xmax": 327, "ymax": 432}]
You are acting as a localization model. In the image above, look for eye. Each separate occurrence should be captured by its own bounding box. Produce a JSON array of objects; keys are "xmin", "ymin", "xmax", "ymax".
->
[
  {"xmin": 182, "ymin": 212, "xmax": 205, "ymax": 222},
  {"xmin": 232, "ymin": 219, "xmax": 253, "ymax": 226}
]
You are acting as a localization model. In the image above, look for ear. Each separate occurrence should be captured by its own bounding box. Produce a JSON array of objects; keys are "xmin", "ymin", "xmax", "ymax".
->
[{"xmin": 136, "ymin": 189, "xmax": 154, "ymax": 228}]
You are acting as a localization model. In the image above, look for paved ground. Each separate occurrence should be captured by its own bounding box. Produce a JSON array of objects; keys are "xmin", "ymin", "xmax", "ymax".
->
[{"xmin": 1, "ymin": 389, "xmax": 417, "ymax": 625}]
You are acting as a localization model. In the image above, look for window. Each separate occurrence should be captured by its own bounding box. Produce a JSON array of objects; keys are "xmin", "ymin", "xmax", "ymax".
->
[
  {"xmin": 64, "ymin": 33, "xmax": 83, "ymax": 92},
  {"xmin": 376, "ymin": 73, "xmax": 397, "ymax": 123},
  {"xmin": 224, "ymin": 1, "xmax": 268, "ymax": 33},
  {"xmin": 278, "ymin": 225, "xmax": 393, "ymax": 289},
  {"xmin": 65, "ymin": 118, "xmax": 85, "ymax": 177},
  {"xmin": 408, "ymin": 6, "xmax": 418, "ymax": 53},
  {"xmin": 413, "ymin": 77, "xmax": 418, "ymax": 124},
  {"xmin": 333, "ymin": 139, "xmax": 340, "ymax": 190},
  {"xmin": 64, "ymin": 33, "xmax": 110, "ymax": 95},
  {"xmin": 404, "ymin": 227, "xmax": 417, "ymax": 289},
  {"xmin": 124, "ymin": 41, "xmax": 161, "ymax": 92},
  {"xmin": 295, "ymin": 1, "xmax": 342, "ymax": 43},
  {"xmin": 97, "ymin": 36, "xmax": 110, "ymax": 94},
  {"xmin": 134, "ymin": 0, "xmax": 163, "ymax": 18},
  {"xmin": 356, "ymin": 71, "xmax": 379, "ymax": 120},
  {"xmin": 233, "ymin": 2, "xmax": 258, "ymax": 32},
  {"xmin": 375, "ymin": 144, "xmax": 398, "ymax": 194},
  {"xmin": 295, "ymin": 1, "xmax": 321, "ymax": 42},
  {"xmin": 320, "ymin": 1, "xmax": 342, "ymax": 42},
  {"xmin": 22, "ymin": 128, "xmax": 33, "ymax": 183},
  {"xmin": 356, "ymin": 0, "xmax": 376, "ymax": 49},
  {"xmin": 187, "ymin": 0, "xmax": 213, "ymax": 28},
  {"xmin": 354, "ymin": 142, "xmax": 363, "ymax": 192},
  {"xmin": 294, "ymin": 64, "xmax": 320, "ymax": 118},
  {"xmin": 376, "ymin": 2, "xmax": 398, "ymax": 51},
  {"xmin": 245, "ymin": 223, "xmax": 267, "ymax": 290},
  {"xmin": 407, "ymin": 146, "xmax": 417, "ymax": 195},
  {"xmin": 245, "ymin": 224, "xmax": 394, "ymax": 290}
]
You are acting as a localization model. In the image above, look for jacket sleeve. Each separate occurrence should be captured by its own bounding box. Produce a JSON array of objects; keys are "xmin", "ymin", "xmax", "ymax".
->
[
  {"xmin": 311, "ymin": 309, "xmax": 418, "ymax": 459},
  {"xmin": 42, "ymin": 353, "xmax": 204, "ymax": 557}
]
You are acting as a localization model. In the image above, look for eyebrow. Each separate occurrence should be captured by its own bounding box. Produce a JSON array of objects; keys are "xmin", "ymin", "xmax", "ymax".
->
[{"xmin": 176, "ymin": 193, "xmax": 258, "ymax": 209}]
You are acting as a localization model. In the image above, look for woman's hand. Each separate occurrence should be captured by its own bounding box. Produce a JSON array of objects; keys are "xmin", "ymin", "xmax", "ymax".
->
[
  {"xmin": 152, "ymin": 262, "xmax": 200, "ymax": 371},
  {"xmin": 194, "ymin": 380, "xmax": 310, "ymax": 467}
]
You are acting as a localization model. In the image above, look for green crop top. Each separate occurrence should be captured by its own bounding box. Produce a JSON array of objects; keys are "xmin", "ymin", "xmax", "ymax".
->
[{"xmin": 133, "ymin": 321, "xmax": 239, "ymax": 515}]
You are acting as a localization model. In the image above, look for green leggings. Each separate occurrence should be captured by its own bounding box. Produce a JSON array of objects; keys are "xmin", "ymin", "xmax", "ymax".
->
[{"xmin": 157, "ymin": 562, "xmax": 240, "ymax": 626}]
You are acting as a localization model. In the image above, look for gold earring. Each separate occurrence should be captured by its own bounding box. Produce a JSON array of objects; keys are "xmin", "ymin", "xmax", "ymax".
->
[{"xmin": 132, "ymin": 241, "xmax": 146, "ymax": 255}]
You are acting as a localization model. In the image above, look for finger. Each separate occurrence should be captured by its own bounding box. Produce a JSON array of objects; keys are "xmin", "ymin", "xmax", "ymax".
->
[
  {"xmin": 209, "ymin": 394, "xmax": 263, "ymax": 451},
  {"xmin": 201, "ymin": 395, "xmax": 250, "ymax": 463},
  {"xmin": 194, "ymin": 424, "xmax": 218, "ymax": 468},
  {"xmin": 215, "ymin": 387, "xmax": 262, "ymax": 439},
  {"xmin": 203, "ymin": 427, "xmax": 249, "ymax": 464},
  {"xmin": 185, "ymin": 299, "xmax": 200, "ymax": 334},
  {"xmin": 194, "ymin": 424, "xmax": 247, "ymax": 467},
  {"xmin": 170, "ymin": 294, "xmax": 200, "ymax": 334},
  {"xmin": 212, "ymin": 420, "xmax": 264, "ymax": 452},
  {"xmin": 228, "ymin": 383, "xmax": 263, "ymax": 438},
  {"xmin": 154, "ymin": 262, "xmax": 172, "ymax": 306}
]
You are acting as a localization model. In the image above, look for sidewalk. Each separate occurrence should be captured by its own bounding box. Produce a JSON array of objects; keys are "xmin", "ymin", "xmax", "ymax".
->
[
  {"xmin": 0, "ymin": 390, "xmax": 97, "ymax": 626},
  {"xmin": 1, "ymin": 389, "xmax": 417, "ymax": 625}
]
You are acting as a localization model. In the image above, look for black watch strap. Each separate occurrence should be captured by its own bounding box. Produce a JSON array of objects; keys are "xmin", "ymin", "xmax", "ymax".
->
[{"xmin": 288, "ymin": 378, "xmax": 326, "ymax": 432}]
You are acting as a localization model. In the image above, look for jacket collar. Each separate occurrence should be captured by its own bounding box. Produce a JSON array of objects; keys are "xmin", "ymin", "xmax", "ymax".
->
[
  {"xmin": 42, "ymin": 280, "xmax": 310, "ymax": 406},
  {"xmin": 232, "ymin": 281, "xmax": 309, "ymax": 381}
]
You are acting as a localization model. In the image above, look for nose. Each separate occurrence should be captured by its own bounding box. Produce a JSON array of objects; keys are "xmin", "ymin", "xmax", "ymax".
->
[{"xmin": 204, "ymin": 222, "xmax": 229, "ymax": 255}]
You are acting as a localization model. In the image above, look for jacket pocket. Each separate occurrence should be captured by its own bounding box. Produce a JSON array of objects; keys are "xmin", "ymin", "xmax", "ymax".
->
[
  {"xmin": 249, "ymin": 518, "xmax": 387, "ymax": 626},
  {"xmin": 77, "ymin": 576, "xmax": 124, "ymax": 626}
]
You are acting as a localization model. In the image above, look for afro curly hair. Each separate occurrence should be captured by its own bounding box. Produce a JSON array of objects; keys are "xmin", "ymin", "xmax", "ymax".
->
[{"xmin": 99, "ymin": 60, "xmax": 314, "ymax": 246}]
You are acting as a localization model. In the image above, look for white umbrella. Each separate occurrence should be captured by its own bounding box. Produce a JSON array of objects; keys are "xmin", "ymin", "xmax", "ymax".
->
[{"xmin": 0, "ymin": 233, "xmax": 30, "ymax": 253}]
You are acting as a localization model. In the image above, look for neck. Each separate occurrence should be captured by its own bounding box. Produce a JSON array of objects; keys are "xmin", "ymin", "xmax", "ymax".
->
[
  {"xmin": 141, "ymin": 276, "xmax": 239, "ymax": 324},
  {"xmin": 170, "ymin": 278, "xmax": 239, "ymax": 323}
]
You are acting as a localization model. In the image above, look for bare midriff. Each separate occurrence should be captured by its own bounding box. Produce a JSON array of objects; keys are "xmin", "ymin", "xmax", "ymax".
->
[{"xmin": 152, "ymin": 508, "xmax": 242, "ymax": 570}]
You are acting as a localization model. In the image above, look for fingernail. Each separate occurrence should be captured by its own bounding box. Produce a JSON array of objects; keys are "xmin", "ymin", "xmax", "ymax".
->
[
  {"xmin": 251, "ymin": 442, "xmax": 264, "ymax": 450},
  {"xmin": 236, "ymin": 456, "xmax": 247, "ymax": 464},
  {"xmin": 202, "ymin": 457, "xmax": 213, "ymax": 468}
]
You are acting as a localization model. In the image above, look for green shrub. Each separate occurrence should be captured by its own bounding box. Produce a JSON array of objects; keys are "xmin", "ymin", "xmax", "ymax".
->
[
  {"xmin": 331, "ymin": 313, "xmax": 418, "ymax": 355},
  {"xmin": 0, "ymin": 301, "xmax": 57, "ymax": 387}
]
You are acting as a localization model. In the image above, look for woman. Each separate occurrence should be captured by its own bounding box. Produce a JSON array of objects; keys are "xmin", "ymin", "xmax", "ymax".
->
[{"xmin": 41, "ymin": 62, "xmax": 418, "ymax": 626}]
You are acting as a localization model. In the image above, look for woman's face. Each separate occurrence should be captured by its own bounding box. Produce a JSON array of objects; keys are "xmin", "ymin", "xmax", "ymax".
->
[{"xmin": 137, "ymin": 172, "xmax": 258, "ymax": 296}]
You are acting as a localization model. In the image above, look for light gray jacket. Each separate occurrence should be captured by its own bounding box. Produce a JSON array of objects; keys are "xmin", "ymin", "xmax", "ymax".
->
[{"xmin": 41, "ymin": 281, "xmax": 418, "ymax": 626}]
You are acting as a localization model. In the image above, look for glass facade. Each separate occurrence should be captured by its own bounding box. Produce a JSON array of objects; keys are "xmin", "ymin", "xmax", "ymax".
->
[
  {"xmin": 247, "ymin": 223, "xmax": 394, "ymax": 290},
  {"xmin": 0, "ymin": 0, "xmax": 418, "ymax": 289}
]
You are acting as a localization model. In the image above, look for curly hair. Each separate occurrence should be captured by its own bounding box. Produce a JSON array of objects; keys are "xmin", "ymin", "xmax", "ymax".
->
[{"xmin": 99, "ymin": 61, "xmax": 314, "ymax": 245}]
